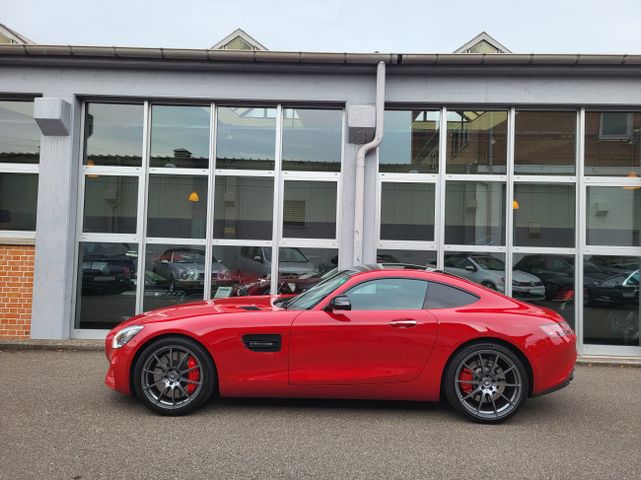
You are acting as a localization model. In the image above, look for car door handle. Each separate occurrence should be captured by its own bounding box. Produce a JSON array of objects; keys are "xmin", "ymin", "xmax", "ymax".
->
[{"xmin": 389, "ymin": 319, "xmax": 417, "ymax": 328}]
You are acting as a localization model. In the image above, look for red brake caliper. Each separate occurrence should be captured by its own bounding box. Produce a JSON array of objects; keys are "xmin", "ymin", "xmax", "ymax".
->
[
  {"xmin": 459, "ymin": 368, "xmax": 474, "ymax": 394},
  {"xmin": 185, "ymin": 356, "xmax": 200, "ymax": 394}
]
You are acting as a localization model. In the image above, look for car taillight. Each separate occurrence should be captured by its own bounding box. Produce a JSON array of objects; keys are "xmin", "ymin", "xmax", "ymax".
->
[
  {"xmin": 540, "ymin": 320, "xmax": 574, "ymax": 337},
  {"xmin": 122, "ymin": 267, "xmax": 130, "ymax": 278},
  {"xmin": 552, "ymin": 288, "xmax": 574, "ymax": 302}
]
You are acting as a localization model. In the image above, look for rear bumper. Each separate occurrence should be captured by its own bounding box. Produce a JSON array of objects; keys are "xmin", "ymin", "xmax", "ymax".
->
[{"xmin": 531, "ymin": 369, "xmax": 575, "ymax": 398}]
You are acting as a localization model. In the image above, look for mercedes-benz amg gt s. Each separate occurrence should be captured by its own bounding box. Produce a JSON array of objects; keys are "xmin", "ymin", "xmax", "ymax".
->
[{"xmin": 105, "ymin": 265, "xmax": 576, "ymax": 423}]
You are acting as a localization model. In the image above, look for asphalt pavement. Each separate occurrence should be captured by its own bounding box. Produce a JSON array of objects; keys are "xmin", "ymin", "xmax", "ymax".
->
[{"xmin": 1, "ymin": 349, "xmax": 640, "ymax": 480}]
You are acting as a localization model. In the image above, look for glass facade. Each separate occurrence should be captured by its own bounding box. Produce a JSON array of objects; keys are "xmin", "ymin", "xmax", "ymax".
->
[
  {"xmin": 75, "ymin": 102, "xmax": 341, "ymax": 330},
  {"xmin": 0, "ymin": 99, "xmax": 39, "ymax": 234}
]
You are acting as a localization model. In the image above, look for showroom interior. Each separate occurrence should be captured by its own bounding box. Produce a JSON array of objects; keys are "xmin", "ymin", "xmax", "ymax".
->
[{"xmin": 0, "ymin": 30, "xmax": 639, "ymax": 358}]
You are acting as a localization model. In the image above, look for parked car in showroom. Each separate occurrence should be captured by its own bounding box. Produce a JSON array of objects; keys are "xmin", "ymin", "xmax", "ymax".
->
[
  {"xmin": 105, "ymin": 264, "xmax": 576, "ymax": 423},
  {"xmin": 151, "ymin": 248, "xmax": 233, "ymax": 293},
  {"xmin": 81, "ymin": 243, "xmax": 136, "ymax": 294},
  {"xmin": 444, "ymin": 254, "xmax": 545, "ymax": 300},
  {"xmin": 236, "ymin": 246, "xmax": 315, "ymax": 281}
]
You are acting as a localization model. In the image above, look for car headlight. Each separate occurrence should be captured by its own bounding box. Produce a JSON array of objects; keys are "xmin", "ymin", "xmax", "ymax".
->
[{"xmin": 112, "ymin": 325, "xmax": 144, "ymax": 349}]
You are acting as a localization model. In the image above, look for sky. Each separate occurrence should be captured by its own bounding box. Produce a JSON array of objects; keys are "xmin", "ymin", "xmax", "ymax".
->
[{"xmin": 2, "ymin": 0, "xmax": 641, "ymax": 54}]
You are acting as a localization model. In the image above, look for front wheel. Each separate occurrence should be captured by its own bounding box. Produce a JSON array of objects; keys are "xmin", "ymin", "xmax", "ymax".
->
[
  {"xmin": 443, "ymin": 343, "xmax": 529, "ymax": 423},
  {"xmin": 132, "ymin": 336, "xmax": 216, "ymax": 415}
]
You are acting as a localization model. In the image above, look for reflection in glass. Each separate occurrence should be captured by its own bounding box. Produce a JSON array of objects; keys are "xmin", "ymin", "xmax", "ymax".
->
[
  {"xmin": 376, "ymin": 249, "xmax": 436, "ymax": 267},
  {"xmin": 445, "ymin": 182, "xmax": 505, "ymax": 245},
  {"xmin": 75, "ymin": 242, "xmax": 138, "ymax": 329},
  {"xmin": 213, "ymin": 176, "xmax": 273, "ymax": 240},
  {"xmin": 513, "ymin": 254, "xmax": 575, "ymax": 328},
  {"xmin": 283, "ymin": 181, "xmax": 337, "ymax": 239},
  {"xmin": 586, "ymin": 187, "xmax": 640, "ymax": 246},
  {"xmin": 0, "ymin": 173, "xmax": 38, "ymax": 230},
  {"xmin": 150, "ymin": 105, "xmax": 210, "ymax": 169},
  {"xmin": 84, "ymin": 103, "xmax": 143, "ymax": 167},
  {"xmin": 514, "ymin": 111, "xmax": 576, "ymax": 175},
  {"xmin": 144, "ymin": 244, "xmax": 226, "ymax": 310},
  {"xmin": 83, "ymin": 176, "xmax": 138, "ymax": 234},
  {"xmin": 446, "ymin": 111, "xmax": 507, "ymax": 174},
  {"xmin": 381, "ymin": 183, "xmax": 435, "ymax": 241},
  {"xmin": 276, "ymin": 248, "xmax": 338, "ymax": 295},
  {"xmin": 0, "ymin": 100, "xmax": 40, "ymax": 164},
  {"xmin": 585, "ymin": 112, "xmax": 641, "ymax": 176},
  {"xmin": 380, "ymin": 110, "xmax": 440, "ymax": 173},
  {"xmin": 513, "ymin": 183, "xmax": 575, "ymax": 247},
  {"xmin": 282, "ymin": 108, "xmax": 342, "ymax": 171},
  {"xmin": 147, "ymin": 175, "xmax": 208, "ymax": 238},
  {"xmin": 211, "ymin": 246, "xmax": 271, "ymax": 297},
  {"xmin": 584, "ymin": 256, "xmax": 640, "ymax": 346},
  {"xmin": 216, "ymin": 106, "xmax": 276, "ymax": 170},
  {"xmin": 444, "ymin": 252, "xmax": 507, "ymax": 293}
]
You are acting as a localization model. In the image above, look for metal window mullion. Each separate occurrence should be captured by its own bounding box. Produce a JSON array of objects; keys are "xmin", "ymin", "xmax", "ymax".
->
[
  {"xmin": 505, "ymin": 107, "xmax": 516, "ymax": 298},
  {"xmin": 212, "ymin": 238, "xmax": 272, "ymax": 247},
  {"xmin": 576, "ymin": 108, "xmax": 585, "ymax": 354},
  {"xmin": 436, "ymin": 107, "xmax": 447, "ymax": 270},
  {"xmin": 214, "ymin": 169, "xmax": 275, "ymax": 177},
  {"xmin": 270, "ymin": 105, "xmax": 284, "ymax": 295},
  {"xmin": 0, "ymin": 163, "xmax": 39, "ymax": 174},
  {"xmin": 203, "ymin": 102, "xmax": 217, "ymax": 300},
  {"xmin": 135, "ymin": 101, "xmax": 150, "ymax": 315}
]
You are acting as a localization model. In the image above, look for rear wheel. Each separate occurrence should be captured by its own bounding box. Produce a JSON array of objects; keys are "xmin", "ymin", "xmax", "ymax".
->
[
  {"xmin": 444, "ymin": 343, "xmax": 528, "ymax": 423},
  {"xmin": 132, "ymin": 336, "xmax": 216, "ymax": 415}
]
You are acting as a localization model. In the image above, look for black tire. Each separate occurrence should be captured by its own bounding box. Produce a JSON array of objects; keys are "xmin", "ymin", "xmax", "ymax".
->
[
  {"xmin": 443, "ymin": 342, "xmax": 529, "ymax": 424},
  {"xmin": 132, "ymin": 336, "xmax": 216, "ymax": 416}
]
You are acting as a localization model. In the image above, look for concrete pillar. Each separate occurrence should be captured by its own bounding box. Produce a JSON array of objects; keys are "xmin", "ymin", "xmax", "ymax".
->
[{"xmin": 30, "ymin": 97, "xmax": 81, "ymax": 338}]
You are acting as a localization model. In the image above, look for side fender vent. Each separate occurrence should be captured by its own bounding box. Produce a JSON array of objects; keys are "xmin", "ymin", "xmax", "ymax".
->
[{"xmin": 242, "ymin": 334, "xmax": 281, "ymax": 352}]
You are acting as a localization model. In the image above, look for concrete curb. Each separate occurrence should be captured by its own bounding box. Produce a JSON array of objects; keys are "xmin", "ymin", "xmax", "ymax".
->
[{"xmin": 0, "ymin": 340, "xmax": 103, "ymax": 351}]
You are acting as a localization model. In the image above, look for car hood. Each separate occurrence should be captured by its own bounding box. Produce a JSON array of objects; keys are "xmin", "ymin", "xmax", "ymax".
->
[
  {"xmin": 512, "ymin": 270, "xmax": 541, "ymax": 283},
  {"xmin": 119, "ymin": 295, "xmax": 291, "ymax": 327}
]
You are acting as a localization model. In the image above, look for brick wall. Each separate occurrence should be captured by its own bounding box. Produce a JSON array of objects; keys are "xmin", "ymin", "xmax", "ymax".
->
[{"xmin": 0, "ymin": 245, "xmax": 35, "ymax": 339}]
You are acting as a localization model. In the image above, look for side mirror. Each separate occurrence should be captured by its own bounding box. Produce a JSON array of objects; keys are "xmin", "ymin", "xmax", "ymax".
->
[
  {"xmin": 465, "ymin": 265, "xmax": 477, "ymax": 272},
  {"xmin": 326, "ymin": 295, "xmax": 351, "ymax": 311},
  {"xmin": 161, "ymin": 259, "xmax": 170, "ymax": 265},
  {"xmin": 253, "ymin": 255, "xmax": 263, "ymax": 263}
]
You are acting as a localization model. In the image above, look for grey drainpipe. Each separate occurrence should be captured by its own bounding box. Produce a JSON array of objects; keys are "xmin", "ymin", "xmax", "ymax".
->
[{"xmin": 353, "ymin": 61, "xmax": 386, "ymax": 265}]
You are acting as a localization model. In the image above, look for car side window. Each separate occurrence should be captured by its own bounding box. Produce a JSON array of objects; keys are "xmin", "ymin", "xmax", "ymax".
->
[
  {"xmin": 344, "ymin": 278, "xmax": 428, "ymax": 311},
  {"xmin": 424, "ymin": 282, "xmax": 479, "ymax": 309}
]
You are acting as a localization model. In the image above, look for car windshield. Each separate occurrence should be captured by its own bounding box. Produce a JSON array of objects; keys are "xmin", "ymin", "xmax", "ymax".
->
[
  {"xmin": 279, "ymin": 248, "xmax": 308, "ymax": 263},
  {"xmin": 285, "ymin": 271, "xmax": 352, "ymax": 310},
  {"xmin": 472, "ymin": 256, "xmax": 504, "ymax": 271}
]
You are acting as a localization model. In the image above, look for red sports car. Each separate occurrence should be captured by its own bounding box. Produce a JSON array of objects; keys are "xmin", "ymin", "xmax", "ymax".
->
[{"xmin": 104, "ymin": 265, "xmax": 576, "ymax": 423}]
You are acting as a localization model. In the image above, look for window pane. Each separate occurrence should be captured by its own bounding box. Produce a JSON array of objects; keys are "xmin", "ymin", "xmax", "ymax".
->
[
  {"xmin": 283, "ymin": 181, "xmax": 336, "ymax": 239},
  {"xmin": 216, "ymin": 106, "xmax": 276, "ymax": 170},
  {"xmin": 584, "ymin": 256, "xmax": 640, "ymax": 347},
  {"xmin": 0, "ymin": 173, "xmax": 38, "ymax": 230},
  {"xmin": 513, "ymin": 183, "xmax": 575, "ymax": 247},
  {"xmin": 444, "ymin": 252, "xmax": 506, "ymax": 293},
  {"xmin": 213, "ymin": 176, "xmax": 273, "ymax": 240},
  {"xmin": 586, "ymin": 186, "xmax": 640, "ymax": 246},
  {"xmin": 380, "ymin": 110, "xmax": 439, "ymax": 173},
  {"xmin": 446, "ymin": 110, "xmax": 507, "ymax": 174},
  {"xmin": 147, "ymin": 175, "xmax": 208, "ymax": 238},
  {"xmin": 513, "ymin": 254, "xmax": 575, "ymax": 328},
  {"xmin": 84, "ymin": 103, "xmax": 143, "ymax": 167},
  {"xmin": 445, "ymin": 182, "xmax": 505, "ymax": 245},
  {"xmin": 376, "ymin": 249, "xmax": 436, "ymax": 267},
  {"xmin": 345, "ymin": 278, "xmax": 428, "ymax": 310},
  {"xmin": 150, "ymin": 105, "xmax": 210, "ymax": 169},
  {"xmin": 514, "ymin": 111, "xmax": 576, "ymax": 175},
  {"xmin": 210, "ymin": 245, "xmax": 271, "ymax": 297},
  {"xmin": 282, "ymin": 108, "xmax": 342, "ymax": 172},
  {"xmin": 83, "ymin": 176, "xmax": 138, "ymax": 234},
  {"xmin": 75, "ymin": 242, "xmax": 137, "ymax": 329},
  {"xmin": 276, "ymin": 248, "xmax": 338, "ymax": 295},
  {"xmin": 144, "ymin": 244, "xmax": 212, "ymax": 310},
  {"xmin": 381, "ymin": 183, "xmax": 435, "ymax": 241},
  {"xmin": 0, "ymin": 100, "xmax": 39, "ymax": 164},
  {"xmin": 425, "ymin": 282, "xmax": 479, "ymax": 309},
  {"xmin": 585, "ymin": 112, "xmax": 641, "ymax": 176}
]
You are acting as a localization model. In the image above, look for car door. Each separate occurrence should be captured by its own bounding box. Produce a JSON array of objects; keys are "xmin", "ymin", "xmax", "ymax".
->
[{"xmin": 289, "ymin": 277, "xmax": 438, "ymax": 385}]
